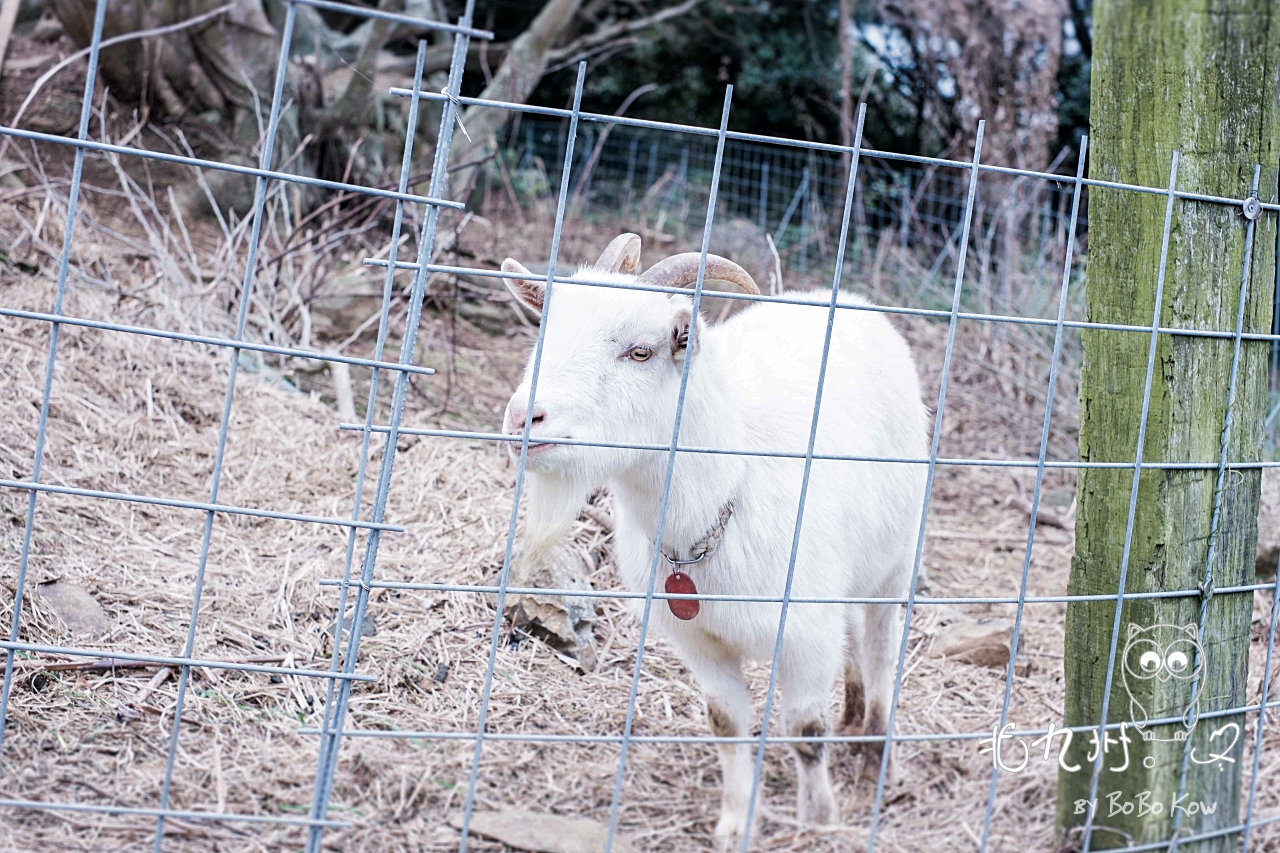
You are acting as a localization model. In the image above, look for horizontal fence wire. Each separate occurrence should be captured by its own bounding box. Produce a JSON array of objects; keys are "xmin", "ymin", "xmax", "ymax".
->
[
  {"xmin": 368, "ymin": 258, "xmax": 1280, "ymax": 343},
  {"xmin": 0, "ymin": 478, "xmax": 406, "ymax": 530},
  {"xmin": 313, "ymin": 578, "xmax": 1279, "ymax": 606},
  {"xmin": 508, "ymin": 116, "xmax": 1084, "ymax": 283},
  {"xmin": 0, "ymin": 0, "xmax": 1275, "ymax": 851},
  {"xmin": 401, "ymin": 89, "xmax": 1280, "ymax": 209},
  {"xmin": 336, "ymin": 423, "xmax": 1280, "ymax": 468},
  {"xmin": 0, "ymin": 641, "xmax": 378, "ymax": 681},
  {"xmin": 0, "ymin": 798, "xmax": 354, "ymax": 828},
  {"xmin": 298, "ymin": 695, "xmax": 1280, "ymax": 744},
  {"xmin": 0, "ymin": 126, "xmax": 468, "ymax": 210},
  {"xmin": 0, "ymin": 304, "xmax": 436, "ymax": 374}
]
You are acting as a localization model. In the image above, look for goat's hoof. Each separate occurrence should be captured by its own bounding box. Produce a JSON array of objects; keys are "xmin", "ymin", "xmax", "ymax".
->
[
  {"xmin": 714, "ymin": 811, "xmax": 748, "ymax": 851},
  {"xmin": 797, "ymin": 790, "xmax": 838, "ymax": 826},
  {"xmin": 855, "ymin": 744, "xmax": 890, "ymax": 784}
]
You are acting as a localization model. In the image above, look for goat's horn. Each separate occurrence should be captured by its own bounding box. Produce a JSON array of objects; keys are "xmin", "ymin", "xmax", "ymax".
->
[
  {"xmin": 634, "ymin": 253, "xmax": 760, "ymax": 295},
  {"xmin": 595, "ymin": 233, "xmax": 642, "ymax": 274}
]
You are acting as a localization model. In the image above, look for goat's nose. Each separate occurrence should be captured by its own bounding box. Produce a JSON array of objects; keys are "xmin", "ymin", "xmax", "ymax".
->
[{"xmin": 506, "ymin": 403, "xmax": 546, "ymax": 435}]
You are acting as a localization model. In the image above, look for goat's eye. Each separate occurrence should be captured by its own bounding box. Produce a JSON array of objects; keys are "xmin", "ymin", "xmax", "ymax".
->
[{"xmin": 628, "ymin": 346, "xmax": 653, "ymax": 362}]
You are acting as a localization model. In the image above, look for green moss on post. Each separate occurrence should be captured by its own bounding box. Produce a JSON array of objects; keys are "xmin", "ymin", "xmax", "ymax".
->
[{"xmin": 1058, "ymin": 2, "xmax": 1279, "ymax": 850}]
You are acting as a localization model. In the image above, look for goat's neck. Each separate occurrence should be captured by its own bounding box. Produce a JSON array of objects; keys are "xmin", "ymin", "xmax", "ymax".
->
[{"xmin": 611, "ymin": 354, "xmax": 746, "ymax": 552}]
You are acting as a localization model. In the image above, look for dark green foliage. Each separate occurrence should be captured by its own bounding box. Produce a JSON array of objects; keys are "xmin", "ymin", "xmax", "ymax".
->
[
  {"xmin": 439, "ymin": 1, "xmax": 989, "ymax": 157},
  {"xmin": 435, "ymin": 1, "xmax": 1091, "ymax": 161},
  {"xmin": 1057, "ymin": 0, "xmax": 1091, "ymax": 155},
  {"xmin": 532, "ymin": 2, "xmax": 856, "ymax": 141}
]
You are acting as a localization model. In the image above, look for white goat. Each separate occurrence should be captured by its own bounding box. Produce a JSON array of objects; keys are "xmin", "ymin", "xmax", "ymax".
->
[{"xmin": 500, "ymin": 233, "xmax": 928, "ymax": 846}]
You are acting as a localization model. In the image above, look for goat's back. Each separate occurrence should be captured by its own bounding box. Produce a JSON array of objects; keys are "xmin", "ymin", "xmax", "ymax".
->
[
  {"xmin": 709, "ymin": 289, "xmax": 928, "ymax": 461},
  {"xmin": 700, "ymin": 289, "xmax": 930, "ymax": 607}
]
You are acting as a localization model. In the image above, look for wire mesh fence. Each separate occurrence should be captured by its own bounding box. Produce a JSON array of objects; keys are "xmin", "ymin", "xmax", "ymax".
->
[
  {"xmin": 505, "ymin": 116, "xmax": 1087, "ymax": 290},
  {"xmin": 0, "ymin": 2, "xmax": 1277, "ymax": 852},
  {"xmin": 499, "ymin": 116, "xmax": 1280, "ymax": 458}
]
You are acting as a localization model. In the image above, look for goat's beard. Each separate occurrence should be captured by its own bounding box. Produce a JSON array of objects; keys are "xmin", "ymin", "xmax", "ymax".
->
[
  {"xmin": 523, "ymin": 470, "xmax": 590, "ymax": 552},
  {"xmin": 521, "ymin": 444, "xmax": 649, "ymax": 548}
]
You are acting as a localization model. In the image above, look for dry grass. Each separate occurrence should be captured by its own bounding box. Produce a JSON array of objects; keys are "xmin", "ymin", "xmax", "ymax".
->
[{"xmin": 0, "ymin": 153, "xmax": 1276, "ymax": 853}]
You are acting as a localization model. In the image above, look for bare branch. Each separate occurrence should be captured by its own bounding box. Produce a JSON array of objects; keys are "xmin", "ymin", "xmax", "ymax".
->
[
  {"xmin": 569, "ymin": 81, "xmax": 657, "ymax": 209},
  {"xmin": 837, "ymin": 0, "xmax": 854, "ymax": 182},
  {"xmin": 0, "ymin": 0, "xmax": 21, "ymax": 81},
  {"xmin": 543, "ymin": 36, "xmax": 637, "ymax": 76},
  {"xmin": 545, "ymin": 0, "xmax": 704, "ymax": 66},
  {"xmin": 376, "ymin": 41, "xmax": 509, "ymax": 79},
  {"xmin": 447, "ymin": 0, "xmax": 585, "ymax": 199}
]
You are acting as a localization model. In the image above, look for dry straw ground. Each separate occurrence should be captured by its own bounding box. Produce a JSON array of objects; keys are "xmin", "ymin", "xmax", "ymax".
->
[{"xmin": 0, "ymin": 144, "xmax": 1276, "ymax": 853}]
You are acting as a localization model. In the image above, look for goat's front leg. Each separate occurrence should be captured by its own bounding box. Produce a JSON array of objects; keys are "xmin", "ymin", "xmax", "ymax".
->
[
  {"xmin": 780, "ymin": 642, "xmax": 841, "ymax": 825},
  {"xmin": 676, "ymin": 636, "xmax": 754, "ymax": 850}
]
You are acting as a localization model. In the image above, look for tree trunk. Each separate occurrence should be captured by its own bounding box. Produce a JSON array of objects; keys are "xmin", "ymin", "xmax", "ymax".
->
[
  {"xmin": 316, "ymin": 0, "xmax": 402, "ymax": 137},
  {"xmin": 48, "ymin": 0, "xmax": 705, "ymax": 212},
  {"xmin": 1058, "ymin": 2, "xmax": 1279, "ymax": 851},
  {"xmin": 836, "ymin": 0, "xmax": 854, "ymax": 186},
  {"xmin": 51, "ymin": 0, "xmax": 281, "ymax": 127},
  {"xmin": 446, "ymin": 0, "xmax": 583, "ymax": 200}
]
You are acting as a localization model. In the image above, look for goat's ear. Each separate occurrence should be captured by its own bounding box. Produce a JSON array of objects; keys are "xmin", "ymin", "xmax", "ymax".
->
[
  {"xmin": 502, "ymin": 259, "xmax": 544, "ymax": 314},
  {"xmin": 670, "ymin": 307, "xmax": 700, "ymax": 362}
]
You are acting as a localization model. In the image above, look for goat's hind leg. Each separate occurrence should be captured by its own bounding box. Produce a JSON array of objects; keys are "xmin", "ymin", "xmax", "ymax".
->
[
  {"xmin": 855, "ymin": 595, "xmax": 902, "ymax": 784},
  {"xmin": 841, "ymin": 604, "xmax": 866, "ymax": 734}
]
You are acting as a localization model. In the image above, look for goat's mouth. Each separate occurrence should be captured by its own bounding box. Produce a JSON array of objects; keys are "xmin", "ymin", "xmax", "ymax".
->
[{"xmin": 506, "ymin": 438, "xmax": 557, "ymax": 458}]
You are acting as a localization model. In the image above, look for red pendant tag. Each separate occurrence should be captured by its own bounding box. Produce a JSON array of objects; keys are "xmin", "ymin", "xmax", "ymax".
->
[{"xmin": 665, "ymin": 571, "xmax": 699, "ymax": 620}]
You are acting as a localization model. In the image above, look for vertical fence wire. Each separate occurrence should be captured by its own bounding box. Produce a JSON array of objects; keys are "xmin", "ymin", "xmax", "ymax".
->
[
  {"xmin": 1272, "ymin": 164, "xmax": 1280, "ymax": 456},
  {"xmin": 1079, "ymin": 151, "xmax": 1183, "ymax": 853},
  {"xmin": 736, "ymin": 103, "xmax": 868, "ymax": 852},
  {"xmin": 0, "ymin": 0, "xmax": 108, "ymax": 761},
  {"xmin": 307, "ymin": 35, "xmax": 430, "ymax": 807},
  {"xmin": 1166, "ymin": 164, "xmax": 1265, "ymax": 852},
  {"xmin": 759, "ymin": 159, "xmax": 770, "ymax": 232},
  {"xmin": 305, "ymin": 9, "xmax": 477, "ymax": 851},
  {"xmin": 1271, "ymin": 209, "xmax": 1279, "ymax": 453},
  {"xmin": 600, "ymin": 84, "xmax": 736, "ymax": 853},
  {"xmin": 302, "ymin": 32, "xmax": 435, "ymax": 852},
  {"xmin": 151, "ymin": 7, "xmax": 300, "ymax": 848},
  {"xmin": 454, "ymin": 60, "xmax": 589, "ymax": 853},
  {"xmin": 864, "ymin": 121, "xmax": 986, "ymax": 853},
  {"xmin": 1243, "ymin": 562, "xmax": 1280, "ymax": 852},
  {"xmin": 976, "ymin": 134, "xmax": 1090, "ymax": 851}
]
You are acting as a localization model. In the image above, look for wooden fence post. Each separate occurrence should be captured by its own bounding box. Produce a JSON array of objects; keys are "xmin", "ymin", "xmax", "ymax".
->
[{"xmin": 1058, "ymin": 2, "xmax": 1279, "ymax": 850}]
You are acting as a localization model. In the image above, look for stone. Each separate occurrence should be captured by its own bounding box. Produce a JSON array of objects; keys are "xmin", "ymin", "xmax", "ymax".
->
[
  {"xmin": 931, "ymin": 613, "xmax": 1014, "ymax": 669},
  {"xmin": 504, "ymin": 538, "xmax": 598, "ymax": 672},
  {"xmin": 330, "ymin": 613, "xmax": 377, "ymax": 638},
  {"xmin": 1258, "ymin": 467, "xmax": 1278, "ymax": 579},
  {"xmin": 34, "ymin": 582, "xmax": 108, "ymax": 638},
  {"xmin": 448, "ymin": 809, "xmax": 638, "ymax": 853}
]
